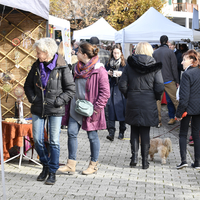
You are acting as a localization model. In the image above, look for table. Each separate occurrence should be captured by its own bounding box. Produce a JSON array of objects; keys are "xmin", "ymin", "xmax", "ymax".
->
[{"xmin": 2, "ymin": 121, "xmax": 41, "ymax": 168}]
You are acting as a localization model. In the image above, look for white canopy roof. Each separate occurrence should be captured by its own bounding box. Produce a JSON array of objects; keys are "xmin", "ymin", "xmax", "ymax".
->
[
  {"xmin": 0, "ymin": 0, "xmax": 49, "ymax": 20},
  {"xmin": 73, "ymin": 17, "xmax": 117, "ymax": 41},
  {"xmin": 115, "ymin": 7, "xmax": 200, "ymax": 43},
  {"xmin": 49, "ymin": 15, "xmax": 70, "ymax": 28}
]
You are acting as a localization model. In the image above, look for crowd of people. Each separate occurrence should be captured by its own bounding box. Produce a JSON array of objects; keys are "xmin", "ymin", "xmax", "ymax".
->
[{"xmin": 24, "ymin": 35, "xmax": 200, "ymax": 185}]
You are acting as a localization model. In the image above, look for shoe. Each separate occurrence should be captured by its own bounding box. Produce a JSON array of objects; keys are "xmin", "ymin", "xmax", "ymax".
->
[
  {"xmin": 45, "ymin": 173, "xmax": 56, "ymax": 185},
  {"xmin": 82, "ymin": 161, "xmax": 98, "ymax": 175},
  {"xmin": 37, "ymin": 165, "xmax": 49, "ymax": 181},
  {"xmin": 157, "ymin": 123, "xmax": 162, "ymax": 128},
  {"xmin": 189, "ymin": 136, "xmax": 193, "ymax": 141},
  {"xmin": 176, "ymin": 162, "xmax": 188, "ymax": 169},
  {"xmin": 168, "ymin": 118, "xmax": 176, "ymax": 125},
  {"xmin": 106, "ymin": 135, "xmax": 114, "ymax": 141},
  {"xmin": 56, "ymin": 159, "xmax": 76, "ymax": 175},
  {"xmin": 130, "ymin": 160, "xmax": 137, "ymax": 167},
  {"xmin": 118, "ymin": 133, "xmax": 124, "ymax": 140},
  {"xmin": 191, "ymin": 163, "xmax": 200, "ymax": 170},
  {"xmin": 61, "ymin": 125, "xmax": 66, "ymax": 129},
  {"xmin": 189, "ymin": 141, "xmax": 194, "ymax": 146}
]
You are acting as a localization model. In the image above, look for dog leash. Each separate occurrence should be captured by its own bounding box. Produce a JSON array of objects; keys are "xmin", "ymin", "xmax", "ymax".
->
[
  {"xmin": 153, "ymin": 112, "xmax": 188, "ymax": 139},
  {"xmin": 153, "ymin": 124, "xmax": 180, "ymax": 139}
]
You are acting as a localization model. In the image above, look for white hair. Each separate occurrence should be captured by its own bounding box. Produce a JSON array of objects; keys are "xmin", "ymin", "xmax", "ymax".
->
[{"xmin": 33, "ymin": 37, "xmax": 58, "ymax": 58}]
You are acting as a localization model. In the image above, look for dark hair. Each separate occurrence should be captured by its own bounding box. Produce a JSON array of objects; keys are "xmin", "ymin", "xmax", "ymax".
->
[
  {"xmin": 160, "ymin": 35, "xmax": 168, "ymax": 45},
  {"xmin": 108, "ymin": 44, "xmax": 126, "ymax": 67},
  {"xmin": 182, "ymin": 49, "xmax": 198, "ymax": 67},
  {"xmin": 79, "ymin": 42, "xmax": 99, "ymax": 59},
  {"xmin": 106, "ymin": 45, "xmax": 112, "ymax": 51}
]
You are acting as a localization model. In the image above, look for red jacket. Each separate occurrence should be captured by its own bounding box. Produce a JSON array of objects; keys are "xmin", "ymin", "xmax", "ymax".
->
[
  {"xmin": 63, "ymin": 63, "xmax": 110, "ymax": 131},
  {"xmin": 82, "ymin": 64, "xmax": 110, "ymax": 131}
]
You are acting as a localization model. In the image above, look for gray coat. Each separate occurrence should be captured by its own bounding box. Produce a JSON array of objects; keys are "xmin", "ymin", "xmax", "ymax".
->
[
  {"xmin": 153, "ymin": 45, "xmax": 179, "ymax": 84},
  {"xmin": 119, "ymin": 55, "xmax": 164, "ymax": 127}
]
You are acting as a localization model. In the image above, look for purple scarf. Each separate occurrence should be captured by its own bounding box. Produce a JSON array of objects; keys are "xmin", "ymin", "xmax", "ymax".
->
[{"xmin": 39, "ymin": 54, "xmax": 58, "ymax": 89}]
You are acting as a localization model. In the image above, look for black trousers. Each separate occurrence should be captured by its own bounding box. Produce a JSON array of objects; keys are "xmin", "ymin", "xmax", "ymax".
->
[
  {"xmin": 130, "ymin": 126, "xmax": 150, "ymax": 150},
  {"xmin": 108, "ymin": 120, "xmax": 126, "ymax": 133},
  {"xmin": 179, "ymin": 114, "xmax": 200, "ymax": 164}
]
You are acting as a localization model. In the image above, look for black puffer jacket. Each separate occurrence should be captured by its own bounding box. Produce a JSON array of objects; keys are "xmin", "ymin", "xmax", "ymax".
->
[
  {"xmin": 24, "ymin": 54, "xmax": 76, "ymax": 118},
  {"xmin": 118, "ymin": 54, "xmax": 164, "ymax": 126},
  {"xmin": 176, "ymin": 66, "xmax": 200, "ymax": 118}
]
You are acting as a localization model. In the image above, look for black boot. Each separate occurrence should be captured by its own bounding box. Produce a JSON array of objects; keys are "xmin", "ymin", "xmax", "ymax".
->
[
  {"xmin": 118, "ymin": 132, "xmax": 124, "ymax": 140},
  {"xmin": 130, "ymin": 139, "xmax": 139, "ymax": 167},
  {"xmin": 37, "ymin": 165, "xmax": 49, "ymax": 181},
  {"xmin": 106, "ymin": 129, "xmax": 115, "ymax": 141},
  {"xmin": 141, "ymin": 144, "xmax": 150, "ymax": 169},
  {"xmin": 45, "ymin": 172, "xmax": 56, "ymax": 185}
]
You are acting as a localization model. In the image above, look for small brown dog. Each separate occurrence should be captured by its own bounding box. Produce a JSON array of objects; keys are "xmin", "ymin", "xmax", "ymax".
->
[{"xmin": 149, "ymin": 138, "xmax": 172, "ymax": 164}]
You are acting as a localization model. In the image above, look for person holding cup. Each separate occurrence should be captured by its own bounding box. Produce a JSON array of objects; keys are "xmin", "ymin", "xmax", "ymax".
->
[{"xmin": 106, "ymin": 44, "xmax": 127, "ymax": 141}]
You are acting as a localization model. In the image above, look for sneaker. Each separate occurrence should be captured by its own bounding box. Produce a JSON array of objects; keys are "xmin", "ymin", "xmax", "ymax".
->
[
  {"xmin": 189, "ymin": 140, "xmax": 194, "ymax": 146},
  {"xmin": 176, "ymin": 162, "xmax": 188, "ymax": 169},
  {"xmin": 118, "ymin": 133, "xmax": 124, "ymax": 140},
  {"xmin": 157, "ymin": 123, "xmax": 162, "ymax": 128},
  {"xmin": 191, "ymin": 163, "xmax": 200, "ymax": 170},
  {"xmin": 168, "ymin": 118, "xmax": 176, "ymax": 125},
  {"xmin": 189, "ymin": 136, "xmax": 193, "ymax": 141}
]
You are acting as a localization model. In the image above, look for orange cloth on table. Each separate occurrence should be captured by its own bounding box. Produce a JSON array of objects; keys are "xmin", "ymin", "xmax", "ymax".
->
[{"xmin": 2, "ymin": 121, "xmax": 33, "ymax": 161}]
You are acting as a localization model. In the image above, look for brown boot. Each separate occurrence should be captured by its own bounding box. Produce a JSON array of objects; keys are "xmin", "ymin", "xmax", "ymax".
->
[
  {"xmin": 82, "ymin": 161, "xmax": 98, "ymax": 175},
  {"xmin": 56, "ymin": 159, "xmax": 76, "ymax": 175}
]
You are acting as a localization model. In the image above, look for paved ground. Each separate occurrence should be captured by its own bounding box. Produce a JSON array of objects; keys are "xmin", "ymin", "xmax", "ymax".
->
[{"xmin": 0, "ymin": 105, "xmax": 200, "ymax": 200}]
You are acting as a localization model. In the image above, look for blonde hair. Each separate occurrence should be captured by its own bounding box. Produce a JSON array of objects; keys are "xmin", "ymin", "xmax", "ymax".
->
[
  {"xmin": 58, "ymin": 41, "xmax": 65, "ymax": 57},
  {"xmin": 135, "ymin": 42, "xmax": 153, "ymax": 57}
]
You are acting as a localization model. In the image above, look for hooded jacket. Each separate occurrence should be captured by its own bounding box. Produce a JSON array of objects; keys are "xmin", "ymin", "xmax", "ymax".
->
[
  {"xmin": 118, "ymin": 54, "xmax": 164, "ymax": 126},
  {"xmin": 24, "ymin": 54, "xmax": 76, "ymax": 118}
]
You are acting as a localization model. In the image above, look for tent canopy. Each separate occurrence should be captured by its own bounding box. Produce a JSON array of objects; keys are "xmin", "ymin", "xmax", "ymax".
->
[
  {"xmin": 115, "ymin": 7, "xmax": 200, "ymax": 43},
  {"xmin": 0, "ymin": 0, "xmax": 49, "ymax": 20},
  {"xmin": 73, "ymin": 17, "xmax": 117, "ymax": 41},
  {"xmin": 49, "ymin": 15, "xmax": 70, "ymax": 28}
]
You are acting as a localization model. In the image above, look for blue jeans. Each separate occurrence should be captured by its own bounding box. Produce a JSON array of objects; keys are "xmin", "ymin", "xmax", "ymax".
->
[
  {"xmin": 165, "ymin": 92, "xmax": 175, "ymax": 119},
  {"xmin": 32, "ymin": 114, "xmax": 62, "ymax": 173},
  {"xmin": 68, "ymin": 117, "xmax": 100, "ymax": 162}
]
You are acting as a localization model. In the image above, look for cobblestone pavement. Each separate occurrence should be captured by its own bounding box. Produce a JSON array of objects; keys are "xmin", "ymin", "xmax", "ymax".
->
[{"xmin": 0, "ymin": 105, "xmax": 199, "ymax": 200}]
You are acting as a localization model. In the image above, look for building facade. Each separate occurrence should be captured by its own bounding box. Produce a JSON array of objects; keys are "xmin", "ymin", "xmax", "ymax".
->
[{"xmin": 162, "ymin": 0, "xmax": 200, "ymax": 28}]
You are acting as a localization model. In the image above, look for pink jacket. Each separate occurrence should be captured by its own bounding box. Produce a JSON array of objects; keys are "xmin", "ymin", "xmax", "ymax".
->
[{"xmin": 82, "ymin": 64, "xmax": 110, "ymax": 131}]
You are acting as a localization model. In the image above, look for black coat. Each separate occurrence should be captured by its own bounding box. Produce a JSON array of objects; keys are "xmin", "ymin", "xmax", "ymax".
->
[
  {"xmin": 118, "ymin": 54, "xmax": 164, "ymax": 127},
  {"xmin": 106, "ymin": 63, "xmax": 126, "ymax": 121},
  {"xmin": 24, "ymin": 54, "xmax": 76, "ymax": 118},
  {"xmin": 153, "ymin": 45, "xmax": 179, "ymax": 84},
  {"xmin": 176, "ymin": 66, "xmax": 200, "ymax": 118}
]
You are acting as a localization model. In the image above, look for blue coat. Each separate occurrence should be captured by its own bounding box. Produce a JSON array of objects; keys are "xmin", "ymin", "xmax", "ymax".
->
[{"xmin": 106, "ymin": 63, "xmax": 126, "ymax": 121}]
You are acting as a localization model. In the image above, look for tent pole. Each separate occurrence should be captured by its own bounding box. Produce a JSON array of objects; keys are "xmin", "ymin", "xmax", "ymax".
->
[{"xmin": 0, "ymin": 93, "xmax": 7, "ymax": 200}]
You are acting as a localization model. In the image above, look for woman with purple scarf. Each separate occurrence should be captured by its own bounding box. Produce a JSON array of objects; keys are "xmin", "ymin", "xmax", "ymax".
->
[
  {"xmin": 24, "ymin": 38, "xmax": 75, "ymax": 185},
  {"xmin": 57, "ymin": 42, "xmax": 110, "ymax": 175}
]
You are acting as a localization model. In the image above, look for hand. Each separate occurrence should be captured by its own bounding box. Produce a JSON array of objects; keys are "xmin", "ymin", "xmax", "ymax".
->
[
  {"xmin": 175, "ymin": 117, "xmax": 182, "ymax": 121},
  {"xmin": 115, "ymin": 71, "xmax": 122, "ymax": 77},
  {"xmin": 176, "ymin": 83, "xmax": 179, "ymax": 88},
  {"xmin": 108, "ymin": 70, "xmax": 113, "ymax": 77}
]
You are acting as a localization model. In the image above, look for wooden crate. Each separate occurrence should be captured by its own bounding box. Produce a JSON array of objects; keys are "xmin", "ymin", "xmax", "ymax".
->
[{"xmin": 0, "ymin": 6, "xmax": 47, "ymax": 118}]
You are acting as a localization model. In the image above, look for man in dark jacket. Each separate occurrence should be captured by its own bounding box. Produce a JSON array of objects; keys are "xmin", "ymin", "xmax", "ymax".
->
[
  {"xmin": 164, "ymin": 41, "xmax": 183, "ymax": 125},
  {"xmin": 153, "ymin": 35, "xmax": 179, "ymax": 127}
]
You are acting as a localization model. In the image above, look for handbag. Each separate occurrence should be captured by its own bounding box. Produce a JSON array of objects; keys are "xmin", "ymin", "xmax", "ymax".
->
[{"xmin": 75, "ymin": 99, "xmax": 94, "ymax": 117}]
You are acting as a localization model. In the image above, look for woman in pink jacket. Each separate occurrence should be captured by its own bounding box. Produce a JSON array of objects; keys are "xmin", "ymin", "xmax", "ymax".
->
[{"xmin": 57, "ymin": 42, "xmax": 110, "ymax": 175}]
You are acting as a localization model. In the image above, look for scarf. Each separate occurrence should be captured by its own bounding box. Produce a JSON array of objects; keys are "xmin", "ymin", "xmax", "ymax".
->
[
  {"xmin": 110, "ymin": 57, "xmax": 121, "ymax": 70},
  {"xmin": 74, "ymin": 55, "xmax": 99, "ymax": 79},
  {"xmin": 39, "ymin": 53, "xmax": 58, "ymax": 89}
]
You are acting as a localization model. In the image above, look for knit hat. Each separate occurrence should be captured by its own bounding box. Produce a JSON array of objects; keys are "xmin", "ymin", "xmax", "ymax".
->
[{"xmin": 89, "ymin": 37, "xmax": 99, "ymax": 45}]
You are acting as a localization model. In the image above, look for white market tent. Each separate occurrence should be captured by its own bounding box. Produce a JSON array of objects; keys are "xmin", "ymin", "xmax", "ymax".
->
[
  {"xmin": 0, "ymin": 0, "xmax": 49, "ymax": 20},
  {"xmin": 49, "ymin": 15, "xmax": 71, "ymax": 64},
  {"xmin": 115, "ymin": 7, "xmax": 200, "ymax": 44},
  {"xmin": 73, "ymin": 17, "xmax": 117, "ymax": 41}
]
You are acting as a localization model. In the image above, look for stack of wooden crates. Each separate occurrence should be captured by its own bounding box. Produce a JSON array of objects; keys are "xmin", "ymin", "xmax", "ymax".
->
[{"xmin": 0, "ymin": 6, "xmax": 47, "ymax": 118}]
